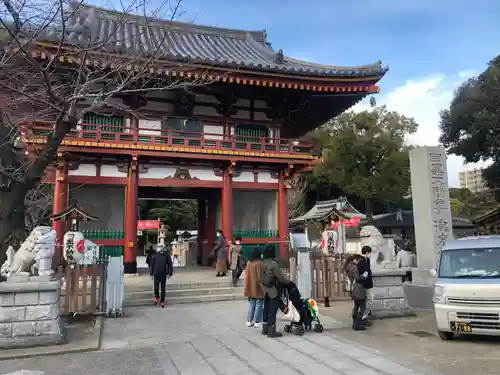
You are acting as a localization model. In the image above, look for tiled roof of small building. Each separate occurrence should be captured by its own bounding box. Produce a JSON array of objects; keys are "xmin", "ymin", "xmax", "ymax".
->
[
  {"xmin": 35, "ymin": 3, "xmax": 388, "ymax": 78},
  {"xmin": 290, "ymin": 198, "xmax": 366, "ymax": 223},
  {"xmin": 372, "ymin": 211, "xmax": 474, "ymax": 229}
]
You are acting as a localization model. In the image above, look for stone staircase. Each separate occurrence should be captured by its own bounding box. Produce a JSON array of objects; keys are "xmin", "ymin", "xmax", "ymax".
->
[{"xmin": 124, "ymin": 274, "xmax": 246, "ymax": 307}]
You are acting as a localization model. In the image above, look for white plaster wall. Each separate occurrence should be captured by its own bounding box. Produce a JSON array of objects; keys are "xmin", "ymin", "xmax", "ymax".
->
[
  {"xmin": 233, "ymin": 190, "xmax": 277, "ymax": 230},
  {"xmin": 100, "ymin": 165, "xmax": 128, "ymax": 178},
  {"xmin": 139, "ymin": 166, "xmax": 222, "ymax": 181},
  {"xmin": 233, "ymin": 171, "xmax": 254, "ymax": 183},
  {"xmin": 257, "ymin": 172, "xmax": 277, "ymax": 183},
  {"xmin": 203, "ymin": 124, "xmax": 224, "ymax": 140},
  {"xmin": 140, "ymin": 166, "xmax": 177, "ymax": 178},
  {"xmin": 232, "ymin": 110, "xmax": 251, "ymax": 120},
  {"xmin": 68, "ymin": 164, "xmax": 96, "ymax": 176},
  {"xmin": 254, "ymin": 100, "xmax": 269, "ymax": 109},
  {"xmin": 139, "ymin": 119, "xmax": 162, "ymax": 135},
  {"xmin": 69, "ymin": 185, "xmax": 125, "ymax": 230},
  {"xmin": 190, "ymin": 168, "xmax": 223, "ymax": 181},
  {"xmin": 193, "ymin": 105, "xmax": 219, "ymax": 117}
]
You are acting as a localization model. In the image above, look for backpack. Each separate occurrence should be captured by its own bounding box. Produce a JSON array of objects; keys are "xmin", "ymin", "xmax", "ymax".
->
[
  {"xmin": 344, "ymin": 263, "xmax": 356, "ymax": 294},
  {"xmin": 260, "ymin": 264, "xmax": 276, "ymax": 287}
]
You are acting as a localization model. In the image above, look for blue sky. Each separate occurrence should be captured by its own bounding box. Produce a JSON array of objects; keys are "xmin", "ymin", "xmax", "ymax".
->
[
  {"xmin": 99, "ymin": 0, "xmax": 500, "ymax": 185},
  {"xmin": 178, "ymin": 0, "xmax": 498, "ymax": 89}
]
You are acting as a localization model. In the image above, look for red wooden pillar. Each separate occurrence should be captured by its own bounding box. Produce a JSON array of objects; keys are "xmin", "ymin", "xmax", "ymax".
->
[
  {"xmin": 52, "ymin": 154, "xmax": 68, "ymax": 266},
  {"xmin": 206, "ymin": 198, "xmax": 217, "ymax": 266},
  {"xmin": 277, "ymin": 173, "xmax": 289, "ymax": 259},
  {"xmin": 124, "ymin": 155, "xmax": 139, "ymax": 274},
  {"xmin": 222, "ymin": 166, "xmax": 233, "ymax": 244},
  {"xmin": 197, "ymin": 198, "xmax": 206, "ymax": 265}
]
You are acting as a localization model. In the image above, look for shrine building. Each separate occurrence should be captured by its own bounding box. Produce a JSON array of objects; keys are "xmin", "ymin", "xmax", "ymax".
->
[{"xmin": 20, "ymin": 5, "xmax": 387, "ymax": 273}]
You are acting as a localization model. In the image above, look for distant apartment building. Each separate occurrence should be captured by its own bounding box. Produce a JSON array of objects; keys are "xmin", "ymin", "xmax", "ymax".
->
[{"xmin": 459, "ymin": 168, "xmax": 488, "ymax": 193}]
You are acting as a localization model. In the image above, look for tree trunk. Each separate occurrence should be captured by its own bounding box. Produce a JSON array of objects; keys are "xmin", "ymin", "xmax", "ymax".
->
[
  {"xmin": 0, "ymin": 117, "xmax": 74, "ymax": 263},
  {"xmin": 365, "ymin": 198, "xmax": 373, "ymax": 225},
  {"xmin": 0, "ymin": 186, "xmax": 28, "ymax": 263}
]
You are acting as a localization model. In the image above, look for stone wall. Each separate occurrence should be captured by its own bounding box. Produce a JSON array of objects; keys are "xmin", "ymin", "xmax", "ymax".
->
[
  {"xmin": 0, "ymin": 278, "xmax": 64, "ymax": 348},
  {"xmin": 371, "ymin": 269, "xmax": 415, "ymax": 318}
]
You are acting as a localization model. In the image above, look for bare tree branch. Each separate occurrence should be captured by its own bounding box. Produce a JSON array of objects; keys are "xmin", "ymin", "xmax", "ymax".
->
[{"xmin": 0, "ymin": 0, "xmax": 217, "ymax": 263}]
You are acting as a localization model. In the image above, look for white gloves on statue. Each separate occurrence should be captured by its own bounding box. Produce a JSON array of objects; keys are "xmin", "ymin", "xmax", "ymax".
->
[{"xmin": 362, "ymin": 271, "xmax": 369, "ymax": 278}]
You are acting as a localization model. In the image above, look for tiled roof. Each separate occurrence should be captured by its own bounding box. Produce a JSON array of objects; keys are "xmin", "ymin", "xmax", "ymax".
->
[
  {"xmin": 290, "ymin": 198, "xmax": 366, "ymax": 223},
  {"xmin": 35, "ymin": 4, "xmax": 387, "ymax": 78},
  {"xmin": 372, "ymin": 211, "xmax": 474, "ymax": 229}
]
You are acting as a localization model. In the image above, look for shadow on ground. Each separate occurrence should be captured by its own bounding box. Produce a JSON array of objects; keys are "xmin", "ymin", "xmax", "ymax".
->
[{"xmin": 321, "ymin": 300, "xmax": 500, "ymax": 375}]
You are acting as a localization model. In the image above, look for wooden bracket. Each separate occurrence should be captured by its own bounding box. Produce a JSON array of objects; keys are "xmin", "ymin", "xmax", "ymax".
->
[{"xmin": 130, "ymin": 155, "xmax": 138, "ymax": 172}]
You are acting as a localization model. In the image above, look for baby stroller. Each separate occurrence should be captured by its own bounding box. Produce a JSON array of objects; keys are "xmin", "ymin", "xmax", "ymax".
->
[{"xmin": 282, "ymin": 281, "xmax": 324, "ymax": 336}]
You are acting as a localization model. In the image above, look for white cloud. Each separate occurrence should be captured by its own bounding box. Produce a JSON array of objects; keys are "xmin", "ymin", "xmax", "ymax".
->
[{"xmin": 353, "ymin": 72, "xmax": 490, "ymax": 187}]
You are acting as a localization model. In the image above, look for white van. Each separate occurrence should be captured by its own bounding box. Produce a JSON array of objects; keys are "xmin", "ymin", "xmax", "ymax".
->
[{"xmin": 433, "ymin": 236, "xmax": 500, "ymax": 340}]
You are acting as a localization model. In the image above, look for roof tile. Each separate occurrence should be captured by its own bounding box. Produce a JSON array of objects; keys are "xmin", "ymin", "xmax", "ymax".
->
[{"xmin": 35, "ymin": 4, "xmax": 388, "ymax": 78}]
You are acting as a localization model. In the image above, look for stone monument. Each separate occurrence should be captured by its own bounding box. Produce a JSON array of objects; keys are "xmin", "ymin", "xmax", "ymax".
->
[{"xmin": 404, "ymin": 146, "xmax": 454, "ymax": 309}]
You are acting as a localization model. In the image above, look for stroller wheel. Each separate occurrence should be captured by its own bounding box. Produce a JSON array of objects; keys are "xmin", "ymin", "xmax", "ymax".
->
[
  {"xmin": 295, "ymin": 326, "xmax": 305, "ymax": 336},
  {"xmin": 314, "ymin": 324, "xmax": 324, "ymax": 333},
  {"xmin": 284, "ymin": 325, "xmax": 292, "ymax": 333}
]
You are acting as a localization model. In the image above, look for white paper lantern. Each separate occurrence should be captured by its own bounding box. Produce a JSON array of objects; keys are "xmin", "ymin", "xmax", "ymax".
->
[{"xmin": 63, "ymin": 231, "xmax": 86, "ymax": 263}]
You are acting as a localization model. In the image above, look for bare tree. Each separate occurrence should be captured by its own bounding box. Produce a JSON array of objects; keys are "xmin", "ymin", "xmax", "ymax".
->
[
  {"xmin": 287, "ymin": 173, "xmax": 308, "ymax": 218},
  {"xmin": 0, "ymin": 0, "xmax": 211, "ymax": 260}
]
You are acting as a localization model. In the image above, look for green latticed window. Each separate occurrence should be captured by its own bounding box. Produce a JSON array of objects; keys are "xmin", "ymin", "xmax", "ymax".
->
[
  {"xmin": 233, "ymin": 229, "xmax": 279, "ymax": 238},
  {"xmin": 82, "ymin": 113, "xmax": 126, "ymax": 135},
  {"xmin": 235, "ymin": 125, "xmax": 269, "ymax": 143},
  {"xmin": 82, "ymin": 229, "xmax": 125, "ymax": 260}
]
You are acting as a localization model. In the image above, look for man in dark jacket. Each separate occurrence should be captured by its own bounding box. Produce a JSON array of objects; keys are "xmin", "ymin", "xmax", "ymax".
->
[
  {"xmin": 260, "ymin": 245, "xmax": 290, "ymax": 338},
  {"xmin": 358, "ymin": 246, "xmax": 373, "ymax": 325},
  {"xmin": 150, "ymin": 246, "xmax": 174, "ymax": 308}
]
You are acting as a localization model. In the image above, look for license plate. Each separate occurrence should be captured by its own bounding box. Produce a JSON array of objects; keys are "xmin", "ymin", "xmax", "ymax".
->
[{"xmin": 450, "ymin": 321, "xmax": 472, "ymax": 333}]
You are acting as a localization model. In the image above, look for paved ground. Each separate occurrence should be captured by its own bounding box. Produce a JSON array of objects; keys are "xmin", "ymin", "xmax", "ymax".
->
[
  {"xmin": 321, "ymin": 301, "xmax": 500, "ymax": 375},
  {"xmin": 2, "ymin": 300, "xmax": 436, "ymax": 375}
]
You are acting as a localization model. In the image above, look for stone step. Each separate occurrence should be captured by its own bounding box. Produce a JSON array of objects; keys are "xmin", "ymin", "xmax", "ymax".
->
[
  {"xmin": 124, "ymin": 293, "xmax": 246, "ymax": 306},
  {"xmin": 126, "ymin": 281, "xmax": 242, "ymax": 291},
  {"xmin": 125, "ymin": 286, "xmax": 242, "ymax": 298}
]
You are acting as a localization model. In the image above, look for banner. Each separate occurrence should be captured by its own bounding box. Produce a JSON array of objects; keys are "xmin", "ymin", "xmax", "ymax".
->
[
  {"xmin": 137, "ymin": 220, "xmax": 161, "ymax": 230},
  {"xmin": 331, "ymin": 216, "xmax": 360, "ymax": 229}
]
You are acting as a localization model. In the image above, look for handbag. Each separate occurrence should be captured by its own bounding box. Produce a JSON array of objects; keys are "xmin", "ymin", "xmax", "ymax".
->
[{"xmin": 283, "ymin": 300, "xmax": 301, "ymax": 322}]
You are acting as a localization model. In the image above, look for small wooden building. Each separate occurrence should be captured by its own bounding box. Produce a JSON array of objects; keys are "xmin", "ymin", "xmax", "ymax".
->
[{"xmin": 371, "ymin": 210, "xmax": 475, "ymax": 238}]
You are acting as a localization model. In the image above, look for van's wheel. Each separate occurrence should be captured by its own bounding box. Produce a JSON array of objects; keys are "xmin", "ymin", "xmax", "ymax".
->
[{"xmin": 437, "ymin": 331, "xmax": 454, "ymax": 340}]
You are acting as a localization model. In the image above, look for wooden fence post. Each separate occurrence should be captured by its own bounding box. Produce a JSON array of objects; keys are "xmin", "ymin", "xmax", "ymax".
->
[
  {"xmin": 289, "ymin": 257, "xmax": 297, "ymax": 283},
  {"xmin": 323, "ymin": 257, "xmax": 331, "ymax": 307}
]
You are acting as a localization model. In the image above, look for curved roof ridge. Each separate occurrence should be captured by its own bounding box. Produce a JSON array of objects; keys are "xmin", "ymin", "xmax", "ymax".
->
[
  {"xmin": 284, "ymin": 57, "xmax": 386, "ymax": 73},
  {"xmin": 70, "ymin": 2, "xmax": 268, "ymax": 42}
]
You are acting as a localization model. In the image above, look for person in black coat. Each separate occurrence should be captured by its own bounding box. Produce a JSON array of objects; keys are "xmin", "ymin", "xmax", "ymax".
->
[
  {"xmin": 150, "ymin": 246, "xmax": 174, "ymax": 308},
  {"xmin": 145, "ymin": 245, "xmax": 155, "ymax": 273},
  {"xmin": 357, "ymin": 246, "xmax": 373, "ymax": 325}
]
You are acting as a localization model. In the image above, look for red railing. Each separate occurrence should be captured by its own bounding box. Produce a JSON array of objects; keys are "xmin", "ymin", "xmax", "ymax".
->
[{"xmin": 23, "ymin": 123, "xmax": 315, "ymax": 156}]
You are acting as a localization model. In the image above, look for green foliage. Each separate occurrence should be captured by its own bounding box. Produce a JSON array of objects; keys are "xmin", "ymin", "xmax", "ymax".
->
[
  {"xmin": 448, "ymin": 187, "xmax": 497, "ymax": 219},
  {"xmin": 311, "ymin": 106, "xmax": 418, "ymax": 219},
  {"xmin": 439, "ymin": 55, "xmax": 500, "ymax": 194},
  {"xmin": 145, "ymin": 200, "xmax": 197, "ymax": 233}
]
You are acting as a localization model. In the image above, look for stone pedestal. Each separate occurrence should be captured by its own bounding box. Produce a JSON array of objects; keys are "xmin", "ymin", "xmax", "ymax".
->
[
  {"xmin": 371, "ymin": 269, "xmax": 414, "ymax": 318},
  {"xmin": 0, "ymin": 277, "xmax": 65, "ymax": 349}
]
